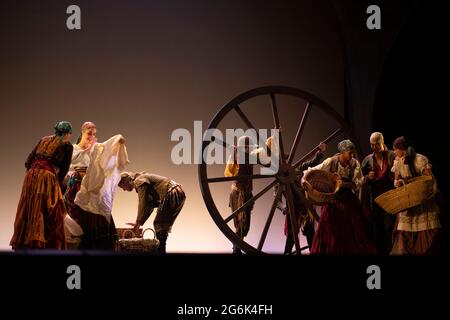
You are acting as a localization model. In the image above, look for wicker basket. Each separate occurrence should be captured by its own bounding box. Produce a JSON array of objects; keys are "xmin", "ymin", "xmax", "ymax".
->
[
  {"xmin": 374, "ymin": 175, "xmax": 434, "ymax": 214},
  {"xmin": 116, "ymin": 227, "xmax": 143, "ymax": 239},
  {"xmin": 117, "ymin": 228, "xmax": 160, "ymax": 253},
  {"xmin": 303, "ymin": 169, "xmax": 340, "ymax": 205},
  {"xmin": 66, "ymin": 236, "xmax": 82, "ymax": 250}
]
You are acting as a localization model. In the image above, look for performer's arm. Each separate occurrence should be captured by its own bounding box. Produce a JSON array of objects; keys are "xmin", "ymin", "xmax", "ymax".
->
[
  {"xmin": 360, "ymin": 156, "xmax": 370, "ymax": 176},
  {"xmin": 59, "ymin": 143, "xmax": 73, "ymax": 182},
  {"xmin": 25, "ymin": 139, "xmax": 40, "ymax": 170},
  {"xmin": 136, "ymin": 184, "xmax": 155, "ymax": 226},
  {"xmin": 296, "ymin": 142, "xmax": 326, "ymax": 172},
  {"xmin": 298, "ymin": 151, "xmax": 324, "ymax": 171},
  {"xmin": 360, "ymin": 156, "xmax": 376, "ymax": 183}
]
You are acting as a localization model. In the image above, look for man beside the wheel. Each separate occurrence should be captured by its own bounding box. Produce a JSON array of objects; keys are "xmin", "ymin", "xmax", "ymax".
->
[
  {"xmin": 224, "ymin": 135, "xmax": 258, "ymax": 255},
  {"xmin": 224, "ymin": 134, "xmax": 280, "ymax": 254},
  {"xmin": 118, "ymin": 172, "xmax": 186, "ymax": 254},
  {"xmin": 224, "ymin": 132, "xmax": 328, "ymax": 254}
]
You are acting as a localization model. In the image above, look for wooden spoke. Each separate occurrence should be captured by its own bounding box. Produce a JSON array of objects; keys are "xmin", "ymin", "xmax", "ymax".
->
[
  {"xmin": 293, "ymin": 127, "xmax": 343, "ymax": 169},
  {"xmin": 270, "ymin": 93, "xmax": 280, "ymax": 129},
  {"xmin": 288, "ymin": 101, "xmax": 311, "ymax": 164},
  {"xmin": 207, "ymin": 174, "xmax": 276, "ymax": 183},
  {"xmin": 257, "ymin": 186, "xmax": 283, "ymax": 251},
  {"xmin": 234, "ymin": 105, "xmax": 260, "ymax": 145},
  {"xmin": 269, "ymin": 93, "xmax": 286, "ymax": 162},
  {"xmin": 291, "ymin": 246, "xmax": 310, "ymax": 254},
  {"xmin": 234, "ymin": 105, "xmax": 257, "ymax": 130},
  {"xmin": 284, "ymin": 185, "xmax": 301, "ymax": 254},
  {"xmin": 203, "ymin": 135, "xmax": 230, "ymax": 150}
]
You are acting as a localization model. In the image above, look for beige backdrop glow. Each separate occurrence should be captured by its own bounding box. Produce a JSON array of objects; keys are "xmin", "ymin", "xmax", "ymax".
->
[{"xmin": 0, "ymin": 0, "xmax": 345, "ymax": 253}]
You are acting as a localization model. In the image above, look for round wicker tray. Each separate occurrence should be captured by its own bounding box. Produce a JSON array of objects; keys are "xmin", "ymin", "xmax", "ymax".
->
[
  {"xmin": 303, "ymin": 169, "xmax": 340, "ymax": 205},
  {"xmin": 375, "ymin": 175, "xmax": 433, "ymax": 214}
]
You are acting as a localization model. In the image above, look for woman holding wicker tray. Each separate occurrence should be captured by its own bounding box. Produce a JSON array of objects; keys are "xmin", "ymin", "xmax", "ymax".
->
[
  {"xmin": 389, "ymin": 136, "xmax": 445, "ymax": 255},
  {"xmin": 303, "ymin": 140, "xmax": 377, "ymax": 255}
]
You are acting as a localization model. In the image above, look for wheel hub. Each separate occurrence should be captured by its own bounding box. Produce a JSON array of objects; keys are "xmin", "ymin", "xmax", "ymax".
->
[{"xmin": 276, "ymin": 163, "xmax": 297, "ymax": 184}]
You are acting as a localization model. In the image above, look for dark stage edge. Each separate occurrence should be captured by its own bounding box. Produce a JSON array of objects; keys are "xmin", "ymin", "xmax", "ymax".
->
[{"xmin": 1, "ymin": 252, "xmax": 448, "ymax": 314}]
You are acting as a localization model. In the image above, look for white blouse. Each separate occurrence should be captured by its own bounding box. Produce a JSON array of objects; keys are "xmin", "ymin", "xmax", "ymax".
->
[
  {"xmin": 69, "ymin": 143, "xmax": 93, "ymax": 172},
  {"xmin": 391, "ymin": 153, "xmax": 431, "ymax": 179}
]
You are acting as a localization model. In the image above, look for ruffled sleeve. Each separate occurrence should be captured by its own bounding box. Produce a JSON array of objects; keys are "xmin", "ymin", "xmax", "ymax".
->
[
  {"xmin": 352, "ymin": 160, "xmax": 364, "ymax": 191},
  {"xmin": 414, "ymin": 154, "xmax": 432, "ymax": 175}
]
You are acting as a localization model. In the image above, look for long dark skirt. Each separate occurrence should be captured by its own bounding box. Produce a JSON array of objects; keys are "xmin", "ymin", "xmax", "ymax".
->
[
  {"xmin": 311, "ymin": 190, "xmax": 377, "ymax": 255},
  {"xmin": 65, "ymin": 171, "xmax": 118, "ymax": 250},
  {"xmin": 391, "ymin": 228, "xmax": 446, "ymax": 255}
]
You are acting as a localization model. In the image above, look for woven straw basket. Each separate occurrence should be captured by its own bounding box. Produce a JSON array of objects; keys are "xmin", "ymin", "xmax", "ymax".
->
[
  {"xmin": 303, "ymin": 169, "xmax": 340, "ymax": 205},
  {"xmin": 116, "ymin": 227, "xmax": 143, "ymax": 239},
  {"xmin": 374, "ymin": 175, "xmax": 433, "ymax": 214},
  {"xmin": 117, "ymin": 228, "xmax": 160, "ymax": 253},
  {"xmin": 66, "ymin": 236, "xmax": 82, "ymax": 250}
]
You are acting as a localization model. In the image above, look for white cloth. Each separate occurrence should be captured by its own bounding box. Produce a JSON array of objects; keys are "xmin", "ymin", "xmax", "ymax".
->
[
  {"xmin": 64, "ymin": 214, "xmax": 84, "ymax": 237},
  {"xmin": 74, "ymin": 134, "xmax": 129, "ymax": 222},
  {"xmin": 64, "ymin": 144, "xmax": 93, "ymax": 237}
]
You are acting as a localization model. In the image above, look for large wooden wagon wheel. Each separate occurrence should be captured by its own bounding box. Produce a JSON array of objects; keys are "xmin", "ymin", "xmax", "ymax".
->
[{"xmin": 198, "ymin": 86, "xmax": 357, "ymax": 254}]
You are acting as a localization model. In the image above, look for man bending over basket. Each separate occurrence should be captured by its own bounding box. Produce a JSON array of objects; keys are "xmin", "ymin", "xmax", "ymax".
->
[{"xmin": 118, "ymin": 172, "xmax": 186, "ymax": 254}]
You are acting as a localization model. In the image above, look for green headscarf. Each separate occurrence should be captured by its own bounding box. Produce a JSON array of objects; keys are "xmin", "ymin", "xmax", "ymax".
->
[{"xmin": 54, "ymin": 121, "xmax": 72, "ymax": 137}]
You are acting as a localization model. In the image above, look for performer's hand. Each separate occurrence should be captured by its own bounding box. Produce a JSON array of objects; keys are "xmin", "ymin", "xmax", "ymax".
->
[
  {"xmin": 318, "ymin": 142, "xmax": 327, "ymax": 152},
  {"xmin": 394, "ymin": 179, "xmax": 402, "ymax": 188},
  {"xmin": 278, "ymin": 206, "xmax": 288, "ymax": 215},
  {"xmin": 368, "ymin": 171, "xmax": 376, "ymax": 180},
  {"xmin": 126, "ymin": 222, "xmax": 141, "ymax": 235},
  {"xmin": 301, "ymin": 180, "xmax": 308, "ymax": 189}
]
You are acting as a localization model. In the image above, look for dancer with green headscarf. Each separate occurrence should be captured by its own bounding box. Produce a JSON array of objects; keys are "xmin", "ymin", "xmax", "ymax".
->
[{"xmin": 10, "ymin": 121, "xmax": 73, "ymax": 249}]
